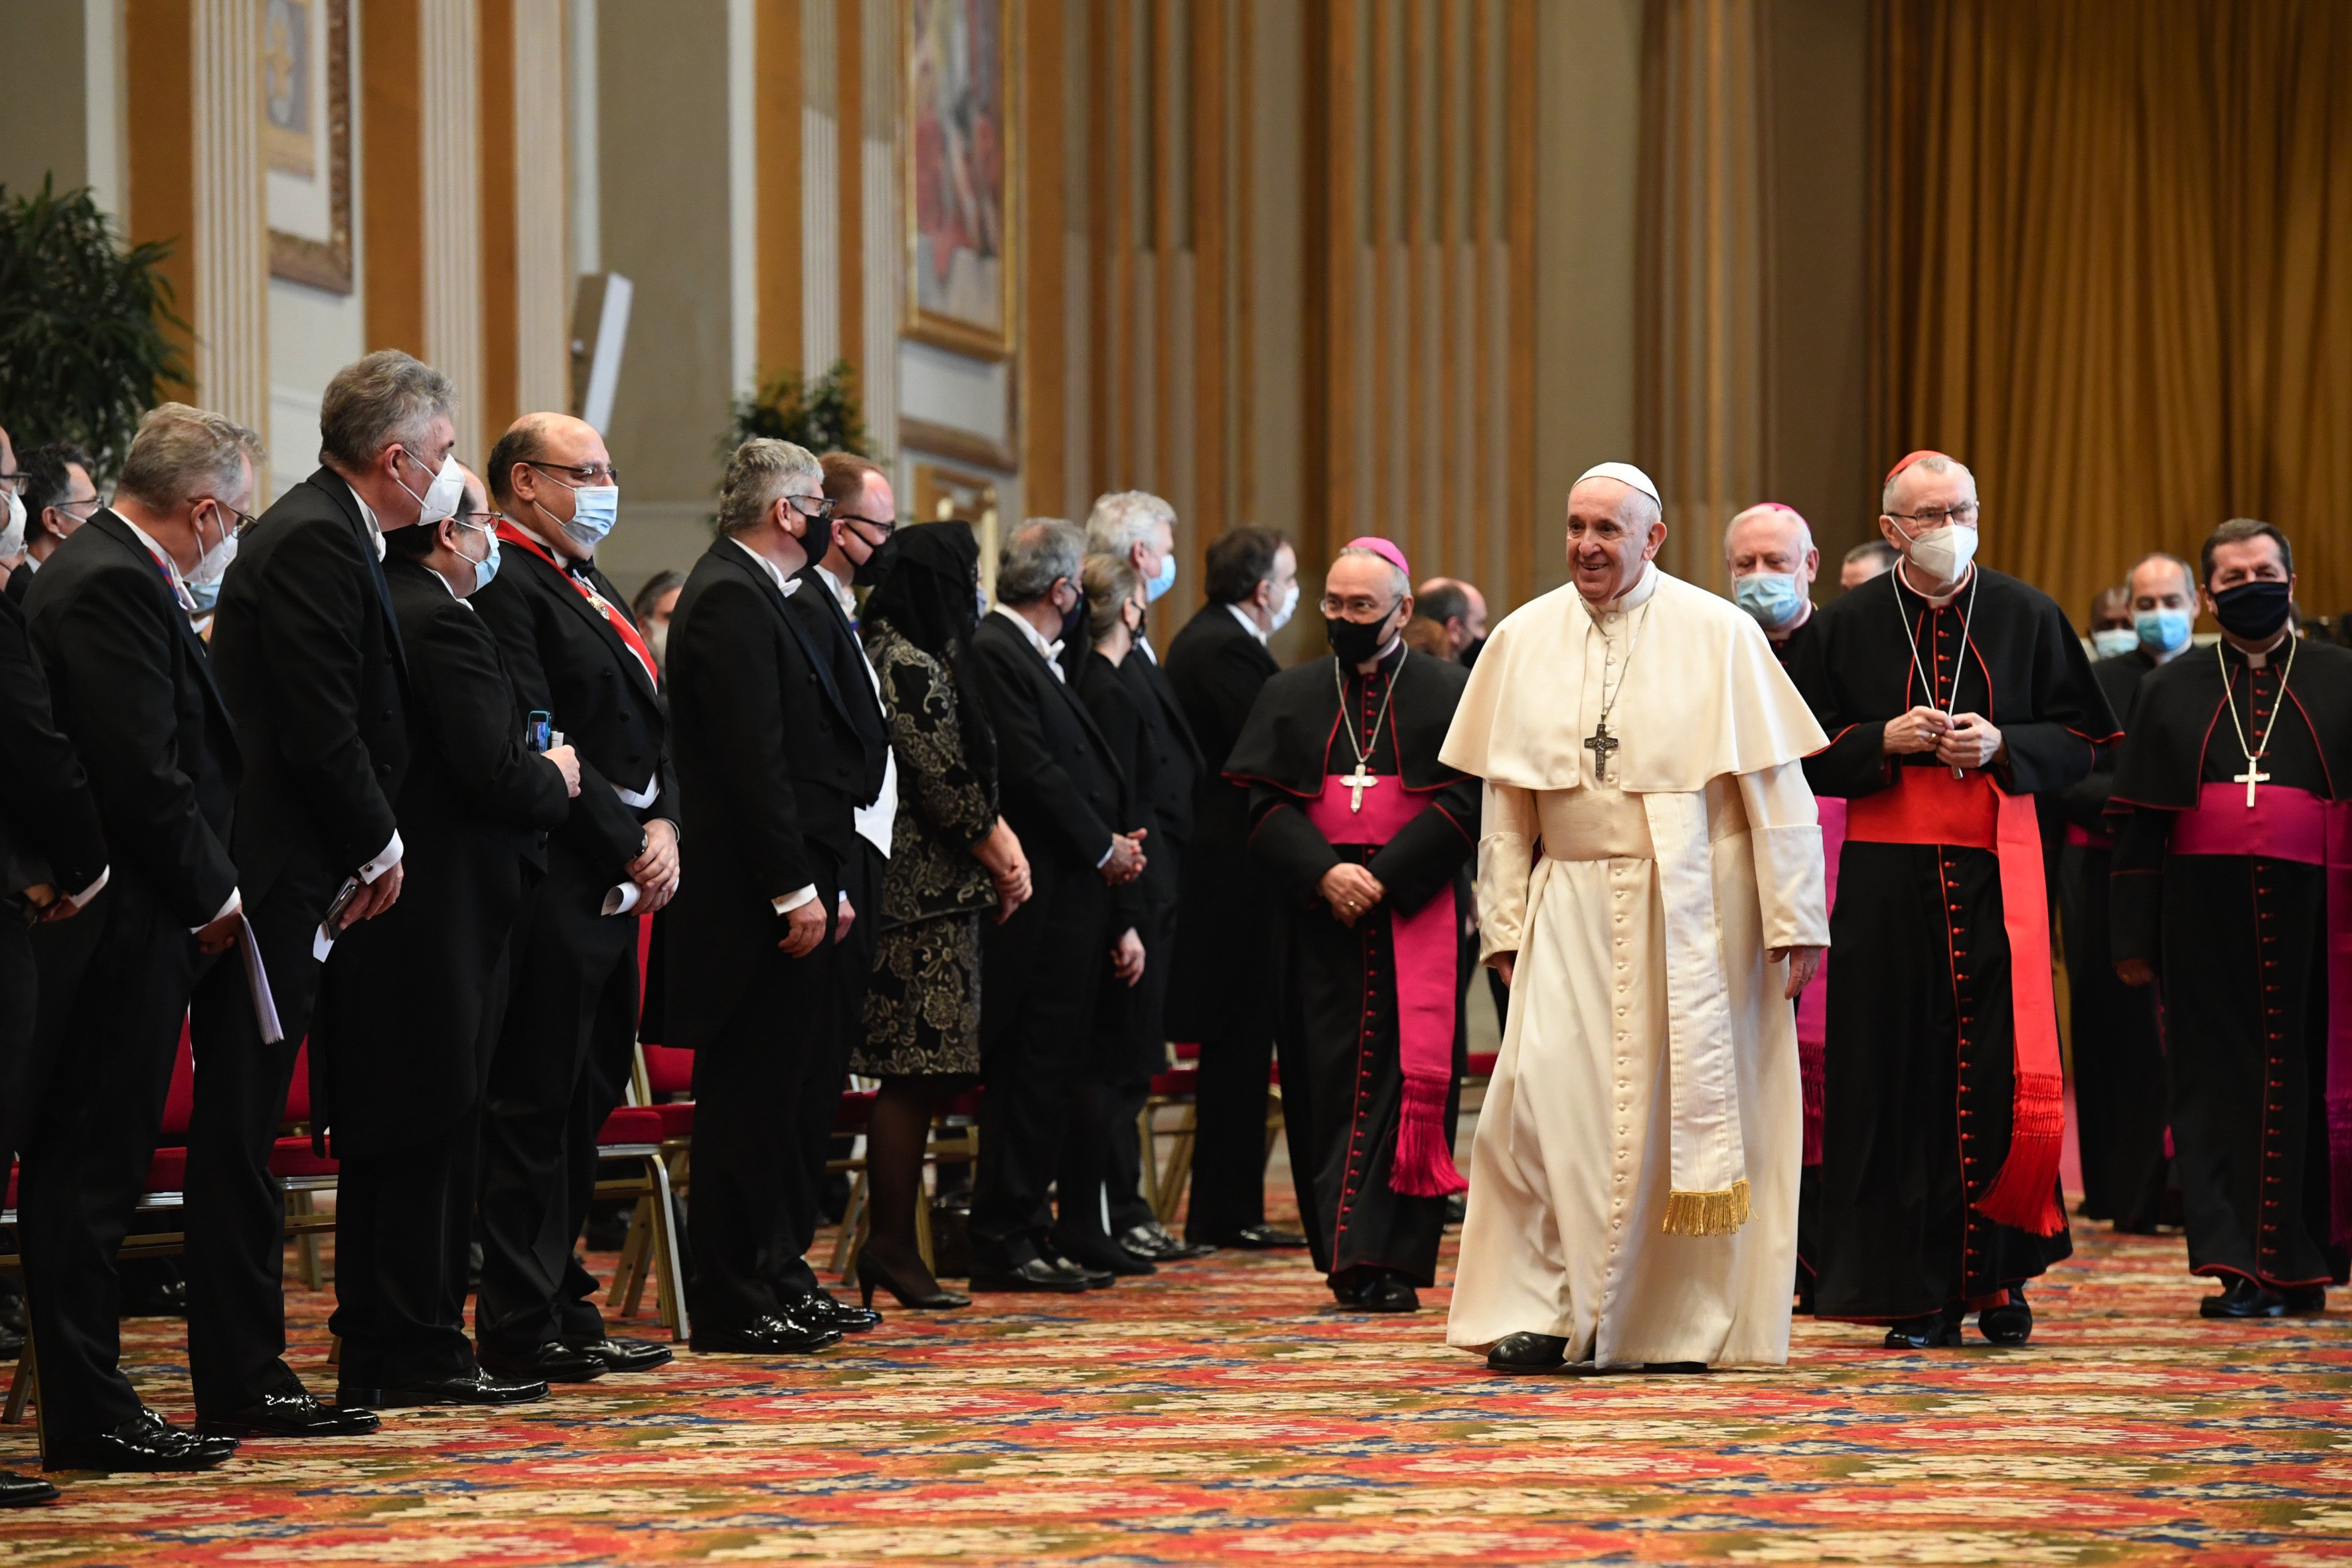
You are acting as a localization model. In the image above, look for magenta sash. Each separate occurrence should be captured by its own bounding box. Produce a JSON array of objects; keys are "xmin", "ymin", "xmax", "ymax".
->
[
  {"xmin": 1302, "ymin": 775, "xmax": 1468, "ymax": 1198},
  {"xmin": 2169, "ymin": 781, "xmax": 2352, "ymax": 1245},
  {"xmin": 1795, "ymin": 797, "xmax": 1844, "ymax": 1167}
]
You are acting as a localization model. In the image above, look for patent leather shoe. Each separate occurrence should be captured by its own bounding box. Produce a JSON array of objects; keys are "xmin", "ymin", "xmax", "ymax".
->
[
  {"xmin": 1119, "ymin": 1222, "xmax": 1216, "ymax": 1262},
  {"xmin": 196, "ymin": 1389, "xmax": 381, "ymax": 1438},
  {"xmin": 1339, "ymin": 1270, "xmax": 1419, "ymax": 1314},
  {"xmin": 1485, "ymin": 1332, "xmax": 1569, "ymax": 1373},
  {"xmin": 2282, "ymin": 1285, "xmax": 2327, "ymax": 1316},
  {"xmin": 969, "ymin": 1257, "xmax": 1090, "ymax": 1293},
  {"xmin": 787, "ymin": 1291, "xmax": 883, "ymax": 1333},
  {"xmin": 854, "ymin": 1251, "xmax": 971, "ymax": 1310},
  {"xmin": 336, "ymin": 1372, "xmax": 548, "ymax": 1407},
  {"xmin": 566, "ymin": 1336, "xmax": 676, "ymax": 1373},
  {"xmin": 1054, "ymin": 1228, "xmax": 1156, "ymax": 1277},
  {"xmin": 45, "ymin": 1409, "xmax": 238, "ymax": 1472},
  {"xmin": 1883, "ymin": 1306, "xmax": 1964, "ymax": 1349},
  {"xmin": 1042, "ymin": 1252, "xmax": 1116, "ymax": 1289},
  {"xmin": 689, "ymin": 1315, "xmax": 841, "ymax": 1354},
  {"xmin": 0, "ymin": 1471, "xmax": 58, "ymax": 1506},
  {"xmin": 1221, "ymin": 1223, "xmax": 1308, "ymax": 1250},
  {"xmin": 2200, "ymin": 1277, "xmax": 2286, "ymax": 1319},
  {"xmin": 479, "ymin": 1340, "xmax": 609, "ymax": 1383},
  {"xmin": 1978, "ymin": 1286, "xmax": 2032, "ymax": 1345}
]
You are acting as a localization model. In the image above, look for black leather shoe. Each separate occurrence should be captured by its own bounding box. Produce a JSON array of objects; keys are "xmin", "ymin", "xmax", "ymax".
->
[
  {"xmin": 196, "ymin": 1390, "xmax": 381, "ymax": 1438},
  {"xmin": 566, "ymin": 1336, "xmax": 676, "ymax": 1373},
  {"xmin": 1486, "ymin": 1332, "xmax": 1569, "ymax": 1372},
  {"xmin": 1339, "ymin": 1271, "xmax": 1419, "ymax": 1314},
  {"xmin": 688, "ymin": 1315, "xmax": 842, "ymax": 1354},
  {"xmin": 1883, "ymin": 1306, "xmax": 1965, "ymax": 1349},
  {"xmin": 1978, "ymin": 1286, "xmax": 2032, "ymax": 1345},
  {"xmin": 2283, "ymin": 1285, "xmax": 2327, "ymax": 1316},
  {"xmin": 1330, "ymin": 1273, "xmax": 1373, "ymax": 1308},
  {"xmin": 1042, "ymin": 1253, "xmax": 1116, "ymax": 1289},
  {"xmin": 1222, "ymin": 1223, "xmax": 1309, "ymax": 1250},
  {"xmin": 969, "ymin": 1258, "xmax": 1090, "ymax": 1293},
  {"xmin": 785, "ymin": 1292, "xmax": 883, "ymax": 1333},
  {"xmin": 46, "ymin": 1409, "xmax": 238, "ymax": 1472},
  {"xmin": 1054, "ymin": 1229, "xmax": 1157, "ymax": 1277},
  {"xmin": 479, "ymin": 1340, "xmax": 609, "ymax": 1383},
  {"xmin": 2201, "ymin": 1277, "xmax": 2286, "ymax": 1319},
  {"xmin": 0, "ymin": 1471, "xmax": 59, "ymax": 1506},
  {"xmin": 1119, "ymin": 1222, "xmax": 1216, "ymax": 1262},
  {"xmin": 1642, "ymin": 1362, "xmax": 1710, "ymax": 1373},
  {"xmin": 336, "ymin": 1372, "xmax": 548, "ymax": 1407}
]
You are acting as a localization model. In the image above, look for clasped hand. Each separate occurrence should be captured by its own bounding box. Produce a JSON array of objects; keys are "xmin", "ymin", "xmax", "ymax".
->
[
  {"xmin": 1100, "ymin": 828, "xmax": 1148, "ymax": 886},
  {"xmin": 1883, "ymin": 706, "xmax": 2003, "ymax": 769},
  {"xmin": 1318, "ymin": 862, "xmax": 1385, "ymax": 928},
  {"xmin": 627, "ymin": 819, "xmax": 681, "ymax": 914}
]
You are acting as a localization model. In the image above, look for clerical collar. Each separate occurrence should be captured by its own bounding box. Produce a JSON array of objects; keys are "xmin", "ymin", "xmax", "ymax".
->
[
  {"xmin": 1895, "ymin": 560, "xmax": 1974, "ymax": 608},
  {"xmin": 2225, "ymin": 635, "xmax": 2290, "ymax": 670},
  {"xmin": 1344, "ymin": 640, "xmax": 1407, "ymax": 681},
  {"xmin": 1579, "ymin": 560, "xmax": 1660, "ymax": 625}
]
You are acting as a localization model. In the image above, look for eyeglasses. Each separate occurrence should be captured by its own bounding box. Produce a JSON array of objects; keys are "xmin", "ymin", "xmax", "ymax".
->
[
  {"xmin": 1319, "ymin": 593, "xmax": 1400, "ymax": 619},
  {"xmin": 836, "ymin": 511, "xmax": 898, "ymax": 539},
  {"xmin": 526, "ymin": 459, "xmax": 621, "ymax": 487},
  {"xmin": 1887, "ymin": 501, "xmax": 1979, "ymax": 528},
  {"xmin": 0, "ymin": 471, "xmax": 24, "ymax": 494},
  {"xmin": 782, "ymin": 494, "xmax": 835, "ymax": 522},
  {"xmin": 200, "ymin": 497, "xmax": 262, "ymax": 536}
]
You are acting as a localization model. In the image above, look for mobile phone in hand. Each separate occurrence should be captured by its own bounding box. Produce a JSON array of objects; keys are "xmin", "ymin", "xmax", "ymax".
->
[
  {"xmin": 526, "ymin": 711, "xmax": 553, "ymax": 753},
  {"xmin": 322, "ymin": 877, "xmax": 362, "ymax": 935}
]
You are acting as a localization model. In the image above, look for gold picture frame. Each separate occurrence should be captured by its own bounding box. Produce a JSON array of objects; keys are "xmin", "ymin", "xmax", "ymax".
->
[
  {"xmin": 264, "ymin": 0, "xmax": 354, "ymax": 294},
  {"xmin": 904, "ymin": 0, "xmax": 1016, "ymax": 360}
]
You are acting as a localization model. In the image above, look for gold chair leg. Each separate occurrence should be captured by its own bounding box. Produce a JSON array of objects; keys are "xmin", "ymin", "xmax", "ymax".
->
[
  {"xmin": 911, "ymin": 1175, "xmax": 934, "ymax": 1273},
  {"xmin": 1137, "ymin": 1102, "xmax": 1162, "ymax": 1219},
  {"xmin": 648, "ymin": 1154, "xmax": 690, "ymax": 1342},
  {"xmin": 3, "ymin": 1326, "xmax": 35, "ymax": 1427},
  {"xmin": 615, "ymin": 1194, "xmax": 656, "ymax": 1320},
  {"xmin": 1156, "ymin": 1107, "xmax": 1198, "ymax": 1225},
  {"xmin": 832, "ymin": 1169, "xmax": 870, "ymax": 1278}
]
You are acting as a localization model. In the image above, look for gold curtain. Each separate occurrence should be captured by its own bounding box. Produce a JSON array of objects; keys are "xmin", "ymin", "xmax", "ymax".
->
[{"xmin": 1873, "ymin": 0, "xmax": 2352, "ymax": 628}]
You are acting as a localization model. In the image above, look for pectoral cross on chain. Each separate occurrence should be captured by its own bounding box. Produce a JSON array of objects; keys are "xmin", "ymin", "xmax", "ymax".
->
[
  {"xmin": 1340, "ymin": 762, "xmax": 1380, "ymax": 813},
  {"xmin": 2237, "ymin": 759, "xmax": 2270, "ymax": 809},
  {"xmin": 1585, "ymin": 719, "xmax": 1620, "ymax": 783}
]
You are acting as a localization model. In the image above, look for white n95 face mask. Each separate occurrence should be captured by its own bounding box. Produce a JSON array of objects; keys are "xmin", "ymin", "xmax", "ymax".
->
[
  {"xmin": 1270, "ymin": 582, "xmax": 1300, "ymax": 632},
  {"xmin": 1900, "ymin": 521, "xmax": 1977, "ymax": 582},
  {"xmin": 399, "ymin": 448, "xmax": 467, "ymax": 527},
  {"xmin": 0, "ymin": 489, "xmax": 26, "ymax": 560}
]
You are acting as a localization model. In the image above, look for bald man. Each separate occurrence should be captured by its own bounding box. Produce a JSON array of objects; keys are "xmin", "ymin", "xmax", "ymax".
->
[{"xmin": 471, "ymin": 414, "xmax": 680, "ymax": 1382}]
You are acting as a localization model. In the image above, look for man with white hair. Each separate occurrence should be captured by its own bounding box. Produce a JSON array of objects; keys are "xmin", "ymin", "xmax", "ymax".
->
[
  {"xmin": 1444, "ymin": 463, "xmax": 1829, "ymax": 1372},
  {"xmin": 1788, "ymin": 451, "xmax": 2116, "ymax": 1349}
]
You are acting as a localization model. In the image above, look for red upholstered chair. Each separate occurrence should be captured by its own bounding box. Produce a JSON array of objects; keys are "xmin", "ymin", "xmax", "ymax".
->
[
  {"xmin": 599, "ymin": 1045, "xmax": 692, "ymax": 1340},
  {"xmin": 1138, "ymin": 1042, "xmax": 1285, "ymax": 1228},
  {"xmin": 827, "ymin": 1085, "xmax": 980, "ymax": 1281}
]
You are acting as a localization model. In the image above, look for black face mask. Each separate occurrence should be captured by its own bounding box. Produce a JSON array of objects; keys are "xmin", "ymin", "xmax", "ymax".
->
[
  {"xmin": 1058, "ymin": 586, "xmax": 1089, "ymax": 647},
  {"xmin": 1460, "ymin": 635, "xmax": 1487, "ymax": 669},
  {"xmin": 1325, "ymin": 610, "xmax": 1395, "ymax": 666},
  {"xmin": 2212, "ymin": 579, "xmax": 2292, "ymax": 641},
  {"xmin": 850, "ymin": 549, "xmax": 886, "ymax": 588}
]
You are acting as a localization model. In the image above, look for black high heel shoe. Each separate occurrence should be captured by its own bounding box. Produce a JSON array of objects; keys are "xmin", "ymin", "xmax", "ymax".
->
[{"xmin": 855, "ymin": 1249, "xmax": 972, "ymax": 1310}]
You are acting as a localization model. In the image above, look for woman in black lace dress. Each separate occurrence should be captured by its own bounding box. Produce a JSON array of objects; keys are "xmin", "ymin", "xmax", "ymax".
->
[{"xmin": 853, "ymin": 522, "xmax": 1030, "ymax": 1307}]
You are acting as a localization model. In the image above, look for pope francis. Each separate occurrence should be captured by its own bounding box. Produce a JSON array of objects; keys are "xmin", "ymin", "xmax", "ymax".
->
[{"xmin": 1441, "ymin": 463, "xmax": 1830, "ymax": 1372}]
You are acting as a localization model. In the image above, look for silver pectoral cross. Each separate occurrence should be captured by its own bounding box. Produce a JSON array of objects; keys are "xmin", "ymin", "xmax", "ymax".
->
[
  {"xmin": 1340, "ymin": 763, "xmax": 1380, "ymax": 813},
  {"xmin": 2236, "ymin": 760, "xmax": 2270, "ymax": 809},
  {"xmin": 1585, "ymin": 719, "xmax": 1620, "ymax": 783}
]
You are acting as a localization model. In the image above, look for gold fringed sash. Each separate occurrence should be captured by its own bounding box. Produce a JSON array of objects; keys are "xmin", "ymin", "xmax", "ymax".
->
[{"xmin": 1661, "ymin": 1179, "xmax": 1752, "ymax": 1237}]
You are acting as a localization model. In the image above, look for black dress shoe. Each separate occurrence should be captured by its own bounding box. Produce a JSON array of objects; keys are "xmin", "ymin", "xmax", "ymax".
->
[
  {"xmin": 566, "ymin": 1336, "xmax": 676, "ymax": 1373},
  {"xmin": 969, "ymin": 1257, "xmax": 1090, "ymax": 1293},
  {"xmin": 46, "ymin": 1409, "xmax": 238, "ymax": 1472},
  {"xmin": 1222, "ymin": 1223, "xmax": 1309, "ymax": 1250},
  {"xmin": 1054, "ymin": 1228, "xmax": 1156, "ymax": 1277},
  {"xmin": 336, "ymin": 1372, "xmax": 548, "ymax": 1407},
  {"xmin": 1883, "ymin": 1304, "xmax": 1965, "ymax": 1349},
  {"xmin": 1119, "ymin": 1223, "xmax": 1216, "ymax": 1262},
  {"xmin": 1340, "ymin": 1271, "xmax": 1419, "ymax": 1314},
  {"xmin": 1329, "ymin": 1273, "xmax": 1373, "ymax": 1308},
  {"xmin": 0, "ymin": 1471, "xmax": 59, "ymax": 1506},
  {"xmin": 785, "ymin": 1291, "xmax": 883, "ymax": 1333},
  {"xmin": 2200, "ymin": 1277, "xmax": 2286, "ymax": 1319},
  {"xmin": 196, "ymin": 1390, "xmax": 381, "ymax": 1438},
  {"xmin": 688, "ymin": 1315, "xmax": 842, "ymax": 1354},
  {"xmin": 2283, "ymin": 1285, "xmax": 2327, "ymax": 1316},
  {"xmin": 1486, "ymin": 1332, "xmax": 1569, "ymax": 1372},
  {"xmin": 1641, "ymin": 1362, "xmax": 1709, "ymax": 1373},
  {"xmin": 1978, "ymin": 1285, "xmax": 2033, "ymax": 1345},
  {"xmin": 853, "ymin": 1250, "xmax": 971, "ymax": 1310},
  {"xmin": 479, "ymin": 1340, "xmax": 609, "ymax": 1383}
]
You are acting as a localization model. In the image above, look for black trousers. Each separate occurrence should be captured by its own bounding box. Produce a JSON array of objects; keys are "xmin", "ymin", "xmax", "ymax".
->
[
  {"xmin": 330, "ymin": 1109, "xmax": 483, "ymax": 1388},
  {"xmin": 1185, "ymin": 1024, "xmax": 1279, "ymax": 1243},
  {"xmin": 0, "ymin": 909, "xmax": 34, "ymax": 1168},
  {"xmin": 1075, "ymin": 898, "xmax": 1176, "ymax": 1239},
  {"xmin": 973, "ymin": 860, "xmax": 1109, "ymax": 1272},
  {"xmin": 771, "ymin": 842, "xmax": 881, "ymax": 1295},
  {"xmin": 19, "ymin": 881, "xmax": 195, "ymax": 1450},
  {"xmin": 185, "ymin": 854, "xmax": 344, "ymax": 1417},
  {"xmin": 688, "ymin": 928, "xmax": 839, "ymax": 1330},
  {"xmin": 475, "ymin": 858, "xmax": 641, "ymax": 1354}
]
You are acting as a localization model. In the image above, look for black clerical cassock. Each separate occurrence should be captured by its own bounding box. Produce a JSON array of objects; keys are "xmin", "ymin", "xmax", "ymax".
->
[
  {"xmin": 2108, "ymin": 637, "xmax": 2352, "ymax": 1299},
  {"xmin": 1225, "ymin": 643, "xmax": 1477, "ymax": 1293},
  {"xmin": 1790, "ymin": 564, "xmax": 2116, "ymax": 1326}
]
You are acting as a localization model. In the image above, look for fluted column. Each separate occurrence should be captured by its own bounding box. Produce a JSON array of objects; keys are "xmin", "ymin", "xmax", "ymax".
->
[
  {"xmin": 191, "ymin": 0, "xmax": 269, "ymax": 437},
  {"xmin": 422, "ymin": 0, "xmax": 487, "ymax": 455},
  {"xmin": 512, "ymin": 0, "xmax": 572, "ymax": 414}
]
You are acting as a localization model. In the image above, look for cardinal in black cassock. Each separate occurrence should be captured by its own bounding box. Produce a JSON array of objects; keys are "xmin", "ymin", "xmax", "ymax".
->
[
  {"xmin": 1788, "ymin": 451, "xmax": 2116, "ymax": 1348},
  {"xmin": 2106, "ymin": 522, "xmax": 2352, "ymax": 1319},
  {"xmin": 1223, "ymin": 538, "xmax": 1477, "ymax": 1312}
]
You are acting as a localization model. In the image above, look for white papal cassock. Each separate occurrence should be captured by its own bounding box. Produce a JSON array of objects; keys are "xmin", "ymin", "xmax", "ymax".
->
[{"xmin": 1441, "ymin": 563, "xmax": 1829, "ymax": 1368}]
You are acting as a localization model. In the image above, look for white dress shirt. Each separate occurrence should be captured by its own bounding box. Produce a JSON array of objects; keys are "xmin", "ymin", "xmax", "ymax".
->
[
  {"xmin": 1226, "ymin": 601, "xmax": 1272, "ymax": 645},
  {"xmin": 817, "ymin": 563, "xmax": 898, "ymax": 862}
]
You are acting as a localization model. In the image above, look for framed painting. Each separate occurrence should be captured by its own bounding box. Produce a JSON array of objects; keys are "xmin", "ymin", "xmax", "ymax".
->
[
  {"xmin": 905, "ymin": 0, "xmax": 1015, "ymax": 358},
  {"xmin": 264, "ymin": 0, "xmax": 354, "ymax": 293}
]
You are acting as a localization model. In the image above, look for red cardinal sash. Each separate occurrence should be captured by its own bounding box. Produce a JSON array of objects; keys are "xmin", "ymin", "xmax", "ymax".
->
[
  {"xmin": 2171, "ymin": 781, "xmax": 2352, "ymax": 1245},
  {"xmin": 1845, "ymin": 767, "xmax": 2067, "ymax": 1236},
  {"xmin": 497, "ymin": 522, "xmax": 660, "ymax": 688},
  {"xmin": 1301, "ymin": 775, "xmax": 1468, "ymax": 1198}
]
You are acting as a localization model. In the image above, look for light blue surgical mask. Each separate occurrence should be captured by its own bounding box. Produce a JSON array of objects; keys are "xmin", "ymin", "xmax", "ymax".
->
[
  {"xmin": 2135, "ymin": 607, "xmax": 2191, "ymax": 655},
  {"xmin": 1732, "ymin": 571, "xmax": 1804, "ymax": 629},
  {"xmin": 1145, "ymin": 552, "xmax": 1176, "ymax": 603},
  {"xmin": 188, "ymin": 577, "xmax": 222, "ymax": 613},
  {"xmin": 543, "ymin": 484, "xmax": 619, "ymax": 550},
  {"xmin": 2092, "ymin": 627, "xmax": 2138, "ymax": 659},
  {"xmin": 456, "ymin": 517, "xmax": 501, "ymax": 595}
]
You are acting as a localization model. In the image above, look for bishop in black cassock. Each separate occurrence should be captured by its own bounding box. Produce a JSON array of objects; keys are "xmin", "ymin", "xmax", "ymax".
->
[
  {"xmin": 2107, "ymin": 520, "xmax": 2352, "ymax": 1319},
  {"xmin": 1789, "ymin": 452, "xmax": 2116, "ymax": 1348},
  {"xmin": 1224, "ymin": 540, "xmax": 1476, "ymax": 1312}
]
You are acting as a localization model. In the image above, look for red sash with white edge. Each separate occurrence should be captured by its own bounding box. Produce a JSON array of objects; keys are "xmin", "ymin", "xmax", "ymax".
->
[
  {"xmin": 1301, "ymin": 774, "xmax": 1468, "ymax": 1198},
  {"xmin": 496, "ymin": 522, "xmax": 659, "ymax": 689}
]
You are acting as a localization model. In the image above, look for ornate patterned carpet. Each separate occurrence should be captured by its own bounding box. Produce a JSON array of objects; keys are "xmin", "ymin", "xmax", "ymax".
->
[{"xmin": 3, "ymin": 1213, "xmax": 2349, "ymax": 1567}]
